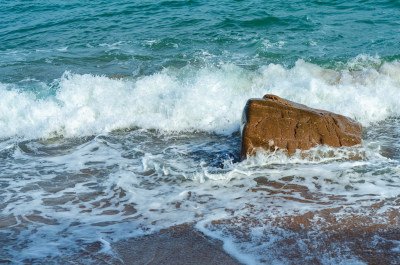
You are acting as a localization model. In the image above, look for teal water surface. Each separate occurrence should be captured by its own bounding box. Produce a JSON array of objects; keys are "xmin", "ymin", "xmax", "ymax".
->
[{"xmin": 1, "ymin": 0, "xmax": 400, "ymax": 83}]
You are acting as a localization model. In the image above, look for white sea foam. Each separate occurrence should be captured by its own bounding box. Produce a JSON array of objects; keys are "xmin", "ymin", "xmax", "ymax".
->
[
  {"xmin": 1, "ymin": 55, "xmax": 400, "ymax": 140},
  {"xmin": 262, "ymin": 39, "xmax": 286, "ymax": 49},
  {"xmin": 56, "ymin": 47, "xmax": 68, "ymax": 51}
]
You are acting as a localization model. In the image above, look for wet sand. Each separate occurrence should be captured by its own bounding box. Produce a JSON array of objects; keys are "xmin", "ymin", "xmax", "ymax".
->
[
  {"xmin": 42, "ymin": 224, "xmax": 241, "ymax": 265},
  {"xmin": 91, "ymin": 216, "xmax": 400, "ymax": 264},
  {"xmin": 211, "ymin": 206, "xmax": 400, "ymax": 264},
  {"xmin": 18, "ymin": 209, "xmax": 400, "ymax": 264},
  {"xmin": 111, "ymin": 224, "xmax": 243, "ymax": 265}
]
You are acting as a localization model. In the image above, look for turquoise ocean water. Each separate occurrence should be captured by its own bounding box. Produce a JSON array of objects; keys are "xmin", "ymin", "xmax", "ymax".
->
[{"xmin": 1, "ymin": 1, "xmax": 400, "ymax": 263}]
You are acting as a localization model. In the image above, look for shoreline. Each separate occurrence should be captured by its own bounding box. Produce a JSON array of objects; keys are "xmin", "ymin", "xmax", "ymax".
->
[{"xmin": 83, "ymin": 214, "xmax": 400, "ymax": 264}]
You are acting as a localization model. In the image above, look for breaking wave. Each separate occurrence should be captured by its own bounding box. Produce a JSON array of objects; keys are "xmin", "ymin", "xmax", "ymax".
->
[{"xmin": 1, "ymin": 55, "xmax": 400, "ymax": 140}]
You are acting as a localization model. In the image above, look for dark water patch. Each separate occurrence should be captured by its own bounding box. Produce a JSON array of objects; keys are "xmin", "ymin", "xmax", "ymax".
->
[
  {"xmin": 160, "ymin": 0, "xmax": 200, "ymax": 8},
  {"xmin": 240, "ymin": 16, "xmax": 288, "ymax": 28},
  {"xmin": 17, "ymin": 136, "xmax": 95, "ymax": 157},
  {"xmin": 364, "ymin": 118, "xmax": 400, "ymax": 160}
]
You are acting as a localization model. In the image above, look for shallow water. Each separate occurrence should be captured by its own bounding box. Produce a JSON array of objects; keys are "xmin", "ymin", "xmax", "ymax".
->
[{"xmin": 2, "ymin": 1, "xmax": 400, "ymax": 264}]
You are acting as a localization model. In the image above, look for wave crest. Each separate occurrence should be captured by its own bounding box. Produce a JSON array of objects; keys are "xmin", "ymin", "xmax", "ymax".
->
[{"xmin": 1, "ymin": 56, "xmax": 400, "ymax": 139}]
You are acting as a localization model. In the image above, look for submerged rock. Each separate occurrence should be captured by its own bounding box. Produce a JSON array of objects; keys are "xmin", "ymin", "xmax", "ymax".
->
[{"xmin": 240, "ymin": 94, "xmax": 362, "ymax": 160}]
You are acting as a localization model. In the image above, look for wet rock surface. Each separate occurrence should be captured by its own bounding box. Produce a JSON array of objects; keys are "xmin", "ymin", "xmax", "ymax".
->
[{"xmin": 241, "ymin": 94, "xmax": 362, "ymax": 159}]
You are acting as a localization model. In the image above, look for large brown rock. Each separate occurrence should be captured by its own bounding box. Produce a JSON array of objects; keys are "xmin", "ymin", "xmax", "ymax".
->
[{"xmin": 241, "ymin": 94, "xmax": 362, "ymax": 159}]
